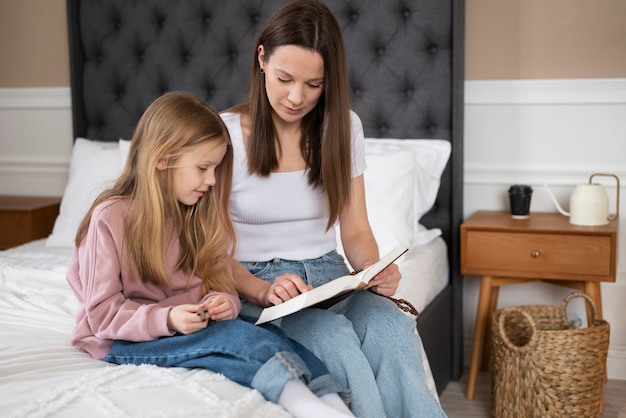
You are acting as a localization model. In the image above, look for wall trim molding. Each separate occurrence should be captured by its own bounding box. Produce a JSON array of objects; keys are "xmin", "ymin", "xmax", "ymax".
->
[
  {"xmin": 465, "ymin": 163, "xmax": 626, "ymax": 186},
  {"xmin": 0, "ymin": 87, "xmax": 71, "ymax": 109},
  {"xmin": 0, "ymin": 156, "xmax": 69, "ymax": 174},
  {"xmin": 0, "ymin": 157, "xmax": 69, "ymax": 197},
  {"xmin": 2, "ymin": 79, "xmax": 624, "ymax": 109},
  {"xmin": 465, "ymin": 78, "xmax": 626, "ymax": 105}
]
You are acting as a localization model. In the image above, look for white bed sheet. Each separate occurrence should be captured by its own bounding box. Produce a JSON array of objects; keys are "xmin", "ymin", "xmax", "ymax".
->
[
  {"xmin": 393, "ymin": 236, "xmax": 449, "ymax": 314},
  {"xmin": 0, "ymin": 238, "xmax": 446, "ymax": 417}
]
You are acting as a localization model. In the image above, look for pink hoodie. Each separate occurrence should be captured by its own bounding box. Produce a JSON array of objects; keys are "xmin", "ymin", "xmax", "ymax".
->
[{"xmin": 66, "ymin": 198, "xmax": 241, "ymax": 359}]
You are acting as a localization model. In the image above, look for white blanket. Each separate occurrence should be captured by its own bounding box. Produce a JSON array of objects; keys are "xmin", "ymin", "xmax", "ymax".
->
[{"xmin": 0, "ymin": 240, "xmax": 444, "ymax": 417}]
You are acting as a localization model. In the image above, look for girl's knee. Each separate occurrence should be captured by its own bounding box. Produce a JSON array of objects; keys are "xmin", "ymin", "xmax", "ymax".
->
[{"xmin": 218, "ymin": 320, "xmax": 294, "ymax": 356}]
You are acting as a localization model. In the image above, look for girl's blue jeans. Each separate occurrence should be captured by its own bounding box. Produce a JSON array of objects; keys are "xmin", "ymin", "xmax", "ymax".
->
[
  {"xmin": 102, "ymin": 317, "xmax": 345, "ymax": 403},
  {"xmin": 240, "ymin": 250, "xmax": 447, "ymax": 418}
]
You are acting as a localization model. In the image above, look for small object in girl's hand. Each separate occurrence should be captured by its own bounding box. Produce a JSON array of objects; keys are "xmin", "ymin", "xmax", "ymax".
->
[{"xmin": 196, "ymin": 307, "xmax": 209, "ymax": 321}]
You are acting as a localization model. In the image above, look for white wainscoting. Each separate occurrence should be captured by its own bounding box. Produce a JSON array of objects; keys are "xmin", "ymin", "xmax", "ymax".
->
[
  {"xmin": 464, "ymin": 78, "xmax": 626, "ymax": 380},
  {"xmin": 1, "ymin": 80, "xmax": 625, "ymax": 379},
  {"xmin": 0, "ymin": 87, "xmax": 72, "ymax": 197}
]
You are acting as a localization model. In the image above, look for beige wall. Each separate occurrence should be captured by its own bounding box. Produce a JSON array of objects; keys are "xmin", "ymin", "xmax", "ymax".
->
[
  {"xmin": 465, "ymin": 0, "xmax": 626, "ymax": 79},
  {"xmin": 0, "ymin": 0, "xmax": 69, "ymax": 87},
  {"xmin": 0, "ymin": 0, "xmax": 625, "ymax": 87}
]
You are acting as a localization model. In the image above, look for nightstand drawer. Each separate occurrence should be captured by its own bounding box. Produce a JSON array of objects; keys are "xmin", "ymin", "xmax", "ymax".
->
[
  {"xmin": 463, "ymin": 231, "xmax": 612, "ymax": 279},
  {"xmin": 0, "ymin": 196, "xmax": 60, "ymax": 250}
]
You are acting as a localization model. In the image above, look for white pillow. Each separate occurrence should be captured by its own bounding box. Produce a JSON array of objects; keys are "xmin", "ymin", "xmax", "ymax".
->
[
  {"xmin": 363, "ymin": 138, "xmax": 451, "ymax": 252},
  {"xmin": 45, "ymin": 138, "xmax": 123, "ymax": 247},
  {"xmin": 362, "ymin": 148, "xmax": 416, "ymax": 253},
  {"xmin": 119, "ymin": 138, "xmax": 131, "ymax": 167}
]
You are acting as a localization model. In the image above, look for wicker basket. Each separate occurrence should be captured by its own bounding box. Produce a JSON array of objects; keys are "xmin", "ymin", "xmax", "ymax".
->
[{"xmin": 490, "ymin": 292, "xmax": 610, "ymax": 418}]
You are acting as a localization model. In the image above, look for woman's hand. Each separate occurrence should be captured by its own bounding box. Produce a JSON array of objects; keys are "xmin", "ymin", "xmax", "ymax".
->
[
  {"xmin": 265, "ymin": 273, "xmax": 313, "ymax": 306},
  {"xmin": 365, "ymin": 263, "xmax": 401, "ymax": 296}
]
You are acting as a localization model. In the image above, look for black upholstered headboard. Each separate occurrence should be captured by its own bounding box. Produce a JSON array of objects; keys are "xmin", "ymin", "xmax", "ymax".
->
[
  {"xmin": 67, "ymin": 0, "xmax": 464, "ymax": 390},
  {"xmin": 67, "ymin": 0, "xmax": 463, "ymax": 251}
]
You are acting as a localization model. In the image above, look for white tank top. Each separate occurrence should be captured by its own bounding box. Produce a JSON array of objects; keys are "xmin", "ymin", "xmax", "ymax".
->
[{"xmin": 222, "ymin": 111, "xmax": 366, "ymax": 261}]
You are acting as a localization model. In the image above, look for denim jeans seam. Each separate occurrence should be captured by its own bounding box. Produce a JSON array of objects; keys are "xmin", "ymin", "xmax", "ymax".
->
[
  {"xmin": 109, "ymin": 347, "xmax": 264, "ymax": 366},
  {"xmin": 275, "ymin": 352, "xmax": 300, "ymax": 381}
]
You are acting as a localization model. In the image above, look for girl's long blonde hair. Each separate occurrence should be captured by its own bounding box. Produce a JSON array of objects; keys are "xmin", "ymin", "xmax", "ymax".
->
[{"xmin": 75, "ymin": 91, "xmax": 236, "ymax": 295}]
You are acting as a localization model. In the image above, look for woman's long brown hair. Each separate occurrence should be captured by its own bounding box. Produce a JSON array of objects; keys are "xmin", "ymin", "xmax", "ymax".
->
[{"xmin": 228, "ymin": 0, "xmax": 352, "ymax": 230}]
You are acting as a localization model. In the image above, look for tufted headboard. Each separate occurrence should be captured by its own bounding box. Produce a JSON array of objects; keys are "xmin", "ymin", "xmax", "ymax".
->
[{"xmin": 67, "ymin": 0, "xmax": 464, "ymax": 391}]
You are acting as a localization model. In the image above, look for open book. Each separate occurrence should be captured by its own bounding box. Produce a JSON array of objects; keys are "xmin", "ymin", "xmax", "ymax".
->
[{"xmin": 255, "ymin": 247, "xmax": 408, "ymax": 325}]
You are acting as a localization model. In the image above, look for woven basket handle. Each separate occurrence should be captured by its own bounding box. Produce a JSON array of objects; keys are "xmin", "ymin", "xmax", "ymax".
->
[
  {"xmin": 561, "ymin": 291, "xmax": 600, "ymax": 326},
  {"xmin": 497, "ymin": 306, "xmax": 537, "ymax": 351}
]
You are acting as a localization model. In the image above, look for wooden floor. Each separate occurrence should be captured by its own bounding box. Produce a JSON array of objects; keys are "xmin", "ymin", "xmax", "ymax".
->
[{"xmin": 439, "ymin": 369, "xmax": 626, "ymax": 418}]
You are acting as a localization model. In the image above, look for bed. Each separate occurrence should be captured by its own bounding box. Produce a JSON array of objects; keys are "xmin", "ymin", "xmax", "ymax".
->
[{"xmin": 0, "ymin": 0, "xmax": 464, "ymax": 416}]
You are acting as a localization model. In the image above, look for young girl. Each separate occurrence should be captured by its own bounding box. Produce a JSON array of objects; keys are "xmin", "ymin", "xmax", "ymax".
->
[
  {"xmin": 223, "ymin": 1, "xmax": 447, "ymax": 417},
  {"xmin": 66, "ymin": 91, "xmax": 353, "ymax": 418}
]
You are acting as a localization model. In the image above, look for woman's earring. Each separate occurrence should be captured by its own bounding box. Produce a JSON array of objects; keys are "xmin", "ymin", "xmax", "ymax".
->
[{"xmin": 259, "ymin": 67, "xmax": 264, "ymax": 74}]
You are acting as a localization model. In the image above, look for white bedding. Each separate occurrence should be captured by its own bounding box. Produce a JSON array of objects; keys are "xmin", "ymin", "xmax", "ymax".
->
[{"xmin": 0, "ymin": 238, "xmax": 445, "ymax": 417}]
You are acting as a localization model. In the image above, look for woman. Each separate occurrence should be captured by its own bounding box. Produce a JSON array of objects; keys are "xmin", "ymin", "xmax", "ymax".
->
[
  {"xmin": 222, "ymin": 1, "xmax": 447, "ymax": 417},
  {"xmin": 66, "ymin": 91, "xmax": 353, "ymax": 418}
]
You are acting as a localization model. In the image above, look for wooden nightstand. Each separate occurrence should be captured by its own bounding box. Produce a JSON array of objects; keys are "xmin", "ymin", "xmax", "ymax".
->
[
  {"xmin": 461, "ymin": 210, "xmax": 618, "ymax": 400},
  {"xmin": 0, "ymin": 195, "xmax": 61, "ymax": 250}
]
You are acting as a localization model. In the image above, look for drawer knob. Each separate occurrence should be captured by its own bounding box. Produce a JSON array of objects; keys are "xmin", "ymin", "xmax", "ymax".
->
[{"xmin": 531, "ymin": 250, "xmax": 540, "ymax": 258}]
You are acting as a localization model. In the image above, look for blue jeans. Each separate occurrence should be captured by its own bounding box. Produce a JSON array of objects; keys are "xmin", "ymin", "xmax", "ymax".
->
[
  {"xmin": 241, "ymin": 250, "xmax": 447, "ymax": 418},
  {"xmin": 102, "ymin": 317, "xmax": 345, "ymax": 403}
]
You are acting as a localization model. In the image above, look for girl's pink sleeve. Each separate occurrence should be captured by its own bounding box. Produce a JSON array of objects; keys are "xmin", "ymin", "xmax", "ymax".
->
[{"xmin": 72, "ymin": 202, "xmax": 172, "ymax": 342}]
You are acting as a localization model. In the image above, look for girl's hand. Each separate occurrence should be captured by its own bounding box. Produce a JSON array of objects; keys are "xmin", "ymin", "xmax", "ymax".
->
[
  {"xmin": 167, "ymin": 304, "xmax": 210, "ymax": 334},
  {"xmin": 203, "ymin": 294, "xmax": 237, "ymax": 322},
  {"xmin": 265, "ymin": 273, "xmax": 313, "ymax": 306},
  {"xmin": 365, "ymin": 263, "xmax": 401, "ymax": 296}
]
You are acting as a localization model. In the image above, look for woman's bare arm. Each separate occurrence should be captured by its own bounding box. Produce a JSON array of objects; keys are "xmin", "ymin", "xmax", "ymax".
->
[{"xmin": 231, "ymin": 260, "xmax": 312, "ymax": 306}]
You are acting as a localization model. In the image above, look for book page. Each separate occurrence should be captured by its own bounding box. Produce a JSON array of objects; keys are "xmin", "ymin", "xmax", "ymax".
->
[
  {"xmin": 255, "ymin": 247, "xmax": 407, "ymax": 325},
  {"xmin": 255, "ymin": 274, "xmax": 361, "ymax": 325}
]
